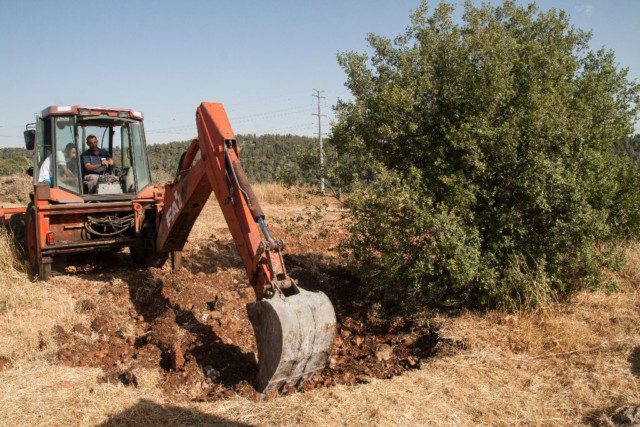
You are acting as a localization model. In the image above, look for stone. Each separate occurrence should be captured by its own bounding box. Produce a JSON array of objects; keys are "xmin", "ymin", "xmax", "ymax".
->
[{"xmin": 375, "ymin": 344, "xmax": 393, "ymax": 362}]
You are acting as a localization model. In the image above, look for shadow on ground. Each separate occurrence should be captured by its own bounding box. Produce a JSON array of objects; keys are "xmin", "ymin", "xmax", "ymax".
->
[
  {"xmin": 100, "ymin": 399, "xmax": 250, "ymax": 426},
  {"xmin": 123, "ymin": 270, "xmax": 256, "ymax": 389},
  {"xmin": 629, "ymin": 346, "xmax": 640, "ymax": 377}
]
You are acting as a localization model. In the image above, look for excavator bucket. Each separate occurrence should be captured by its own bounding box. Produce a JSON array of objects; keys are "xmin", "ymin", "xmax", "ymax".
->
[{"xmin": 247, "ymin": 287, "xmax": 336, "ymax": 392}]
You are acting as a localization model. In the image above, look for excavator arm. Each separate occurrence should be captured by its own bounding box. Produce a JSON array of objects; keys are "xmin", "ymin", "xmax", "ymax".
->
[
  {"xmin": 155, "ymin": 102, "xmax": 336, "ymax": 392},
  {"xmin": 156, "ymin": 102, "xmax": 288, "ymax": 299}
]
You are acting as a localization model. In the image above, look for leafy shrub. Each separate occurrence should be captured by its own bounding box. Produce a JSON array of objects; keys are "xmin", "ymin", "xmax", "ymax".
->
[{"xmin": 332, "ymin": 1, "xmax": 640, "ymax": 309}]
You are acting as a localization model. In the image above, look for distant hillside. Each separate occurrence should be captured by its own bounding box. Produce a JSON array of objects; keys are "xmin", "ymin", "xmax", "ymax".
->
[
  {"xmin": 0, "ymin": 134, "xmax": 317, "ymax": 184},
  {"xmin": 0, "ymin": 148, "xmax": 30, "ymax": 175},
  {"xmin": 147, "ymin": 134, "xmax": 316, "ymax": 184}
]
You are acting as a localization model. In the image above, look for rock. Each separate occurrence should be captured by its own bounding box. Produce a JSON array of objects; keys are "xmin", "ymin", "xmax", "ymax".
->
[
  {"xmin": 375, "ymin": 344, "xmax": 393, "ymax": 362},
  {"xmin": 340, "ymin": 329, "xmax": 351, "ymax": 339},
  {"xmin": 329, "ymin": 356, "xmax": 338, "ymax": 369},
  {"xmin": 403, "ymin": 336, "xmax": 414, "ymax": 346},
  {"xmin": 354, "ymin": 336, "xmax": 364, "ymax": 347}
]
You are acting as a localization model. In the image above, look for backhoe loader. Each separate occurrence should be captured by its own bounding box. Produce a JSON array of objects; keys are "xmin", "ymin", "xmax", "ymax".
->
[{"xmin": 0, "ymin": 103, "xmax": 336, "ymax": 392}]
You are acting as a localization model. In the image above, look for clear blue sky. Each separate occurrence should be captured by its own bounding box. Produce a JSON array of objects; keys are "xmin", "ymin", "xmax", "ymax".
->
[{"xmin": 0, "ymin": 0, "xmax": 638, "ymax": 147}]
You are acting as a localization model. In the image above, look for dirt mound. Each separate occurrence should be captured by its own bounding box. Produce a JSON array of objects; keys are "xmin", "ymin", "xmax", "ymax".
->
[
  {"xmin": 0, "ymin": 174, "xmax": 31, "ymax": 204},
  {"xmin": 51, "ymin": 260, "xmax": 457, "ymax": 402}
]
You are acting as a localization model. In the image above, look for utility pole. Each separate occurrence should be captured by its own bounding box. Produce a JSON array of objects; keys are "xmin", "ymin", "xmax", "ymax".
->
[{"xmin": 312, "ymin": 89, "xmax": 326, "ymax": 193}]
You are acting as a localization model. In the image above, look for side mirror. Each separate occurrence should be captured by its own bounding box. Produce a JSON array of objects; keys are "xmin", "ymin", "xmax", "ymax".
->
[
  {"xmin": 26, "ymin": 166, "xmax": 33, "ymax": 177},
  {"xmin": 24, "ymin": 129, "xmax": 35, "ymax": 150}
]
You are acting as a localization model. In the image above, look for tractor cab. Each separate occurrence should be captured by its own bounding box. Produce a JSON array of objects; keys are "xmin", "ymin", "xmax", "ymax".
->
[{"xmin": 24, "ymin": 105, "xmax": 152, "ymax": 198}]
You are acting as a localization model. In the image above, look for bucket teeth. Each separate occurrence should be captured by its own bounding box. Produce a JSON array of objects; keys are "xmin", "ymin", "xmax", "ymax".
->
[{"xmin": 247, "ymin": 288, "xmax": 336, "ymax": 392}]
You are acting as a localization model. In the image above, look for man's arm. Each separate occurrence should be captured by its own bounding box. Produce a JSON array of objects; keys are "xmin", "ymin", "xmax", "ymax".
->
[
  {"xmin": 59, "ymin": 163, "xmax": 73, "ymax": 177},
  {"xmin": 84, "ymin": 162, "xmax": 104, "ymax": 172},
  {"xmin": 102, "ymin": 150, "xmax": 114, "ymax": 166}
]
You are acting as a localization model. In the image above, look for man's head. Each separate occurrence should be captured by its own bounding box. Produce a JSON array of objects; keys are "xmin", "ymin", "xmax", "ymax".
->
[
  {"xmin": 64, "ymin": 143, "xmax": 76, "ymax": 158},
  {"xmin": 86, "ymin": 135, "xmax": 99, "ymax": 151}
]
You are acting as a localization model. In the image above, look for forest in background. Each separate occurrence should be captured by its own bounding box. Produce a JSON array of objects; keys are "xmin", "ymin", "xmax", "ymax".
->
[{"xmin": 0, "ymin": 133, "xmax": 318, "ymax": 184}]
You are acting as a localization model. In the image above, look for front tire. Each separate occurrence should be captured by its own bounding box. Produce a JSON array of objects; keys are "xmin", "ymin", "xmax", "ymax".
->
[{"xmin": 129, "ymin": 245, "xmax": 166, "ymax": 268}]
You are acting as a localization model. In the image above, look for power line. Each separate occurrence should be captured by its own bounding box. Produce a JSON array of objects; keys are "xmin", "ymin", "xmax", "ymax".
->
[
  {"xmin": 312, "ymin": 89, "xmax": 327, "ymax": 193},
  {"xmin": 146, "ymin": 104, "xmax": 315, "ymax": 134}
]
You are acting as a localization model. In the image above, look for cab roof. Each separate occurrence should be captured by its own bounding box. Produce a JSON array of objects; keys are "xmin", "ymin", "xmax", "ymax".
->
[{"xmin": 41, "ymin": 105, "xmax": 143, "ymax": 121}]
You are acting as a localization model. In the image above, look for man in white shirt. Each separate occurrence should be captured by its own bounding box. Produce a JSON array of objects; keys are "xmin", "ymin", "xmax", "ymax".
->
[{"xmin": 38, "ymin": 143, "xmax": 77, "ymax": 186}]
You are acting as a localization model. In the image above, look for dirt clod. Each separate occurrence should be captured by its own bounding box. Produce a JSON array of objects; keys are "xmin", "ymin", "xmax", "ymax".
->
[
  {"xmin": 376, "ymin": 344, "xmax": 393, "ymax": 362},
  {"xmin": 0, "ymin": 356, "xmax": 11, "ymax": 372},
  {"xmin": 100, "ymin": 369, "xmax": 138, "ymax": 387}
]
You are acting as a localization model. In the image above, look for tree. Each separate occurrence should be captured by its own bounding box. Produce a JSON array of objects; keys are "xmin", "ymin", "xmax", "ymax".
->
[{"xmin": 331, "ymin": 1, "xmax": 640, "ymax": 309}]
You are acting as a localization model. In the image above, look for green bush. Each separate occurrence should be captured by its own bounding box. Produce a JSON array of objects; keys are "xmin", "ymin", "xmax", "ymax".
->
[{"xmin": 332, "ymin": 1, "xmax": 640, "ymax": 309}]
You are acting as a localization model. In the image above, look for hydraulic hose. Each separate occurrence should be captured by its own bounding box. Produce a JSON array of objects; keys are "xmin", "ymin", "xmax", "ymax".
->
[{"xmin": 223, "ymin": 145, "xmax": 265, "ymax": 221}]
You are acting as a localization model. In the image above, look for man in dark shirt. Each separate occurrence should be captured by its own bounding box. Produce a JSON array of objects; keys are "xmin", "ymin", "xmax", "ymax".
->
[{"xmin": 81, "ymin": 134, "xmax": 113, "ymax": 193}]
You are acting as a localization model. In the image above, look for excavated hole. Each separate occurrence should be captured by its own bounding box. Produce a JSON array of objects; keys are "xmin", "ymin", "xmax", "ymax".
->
[{"xmin": 52, "ymin": 254, "xmax": 464, "ymax": 402}]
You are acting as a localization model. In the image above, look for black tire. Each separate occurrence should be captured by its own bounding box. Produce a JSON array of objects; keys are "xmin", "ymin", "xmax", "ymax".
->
[
  {"xmin": 129, "ymin": 245, "xmax": 167, "ymax": 268},
  {"xmin": 8, "ymin": 212, "xmax": 26, "ymax": 255},
  {"xmin": 38, "ymin": 261, "xmax": 51, "ymax": 281},
  {"xmin": 24, "ymin": 204, "xmax": 51, "ymax": 281}
]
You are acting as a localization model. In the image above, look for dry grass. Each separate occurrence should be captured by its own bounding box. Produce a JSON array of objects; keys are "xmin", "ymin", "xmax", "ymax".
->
[
  {"xmin": 252, "ymin": 183, "xmax": 318, "ymax": 205},
  {"xmin": 0, "ymin": 231, "xmax": 86, "ymax": 362},
  {"xmin": 1, "ymin": 190, "xmax": 639, "ymax": 425}
]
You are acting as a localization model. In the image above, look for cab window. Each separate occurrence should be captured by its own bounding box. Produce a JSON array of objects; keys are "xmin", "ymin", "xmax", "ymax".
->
[{"xmin": 54, "ymin": 117, "xmax": 80, "ymax": 194}]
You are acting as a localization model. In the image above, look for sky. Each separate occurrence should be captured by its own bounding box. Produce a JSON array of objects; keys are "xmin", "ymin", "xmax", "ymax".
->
[{"xmin": 0, "ymin": 0, "xmax": 638, "ymax": 147}]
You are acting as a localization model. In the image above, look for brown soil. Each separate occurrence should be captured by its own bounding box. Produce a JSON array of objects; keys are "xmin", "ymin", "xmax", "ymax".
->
[{"xmin": 51, "ymin": 239, "xmax": 457, "ymax": 402}]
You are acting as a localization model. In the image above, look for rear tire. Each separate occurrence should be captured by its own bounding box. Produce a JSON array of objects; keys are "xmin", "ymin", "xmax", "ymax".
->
[
  {"xmin": 24, "ymin": 204, "xmax": 51, "ymax": 281},
  {"xmin": 8, "ymin": 212, "xmax": 26, "ymax": 254}
]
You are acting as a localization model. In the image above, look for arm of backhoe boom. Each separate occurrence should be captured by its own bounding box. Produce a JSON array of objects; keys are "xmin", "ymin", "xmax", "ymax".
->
[
  {"xmin": 156, "ymin": 102, "xmax": 336, "ymax": 393},
  {"xmin": 155, "ymin": 102, "xmax": 290, "ymax": 299}
]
